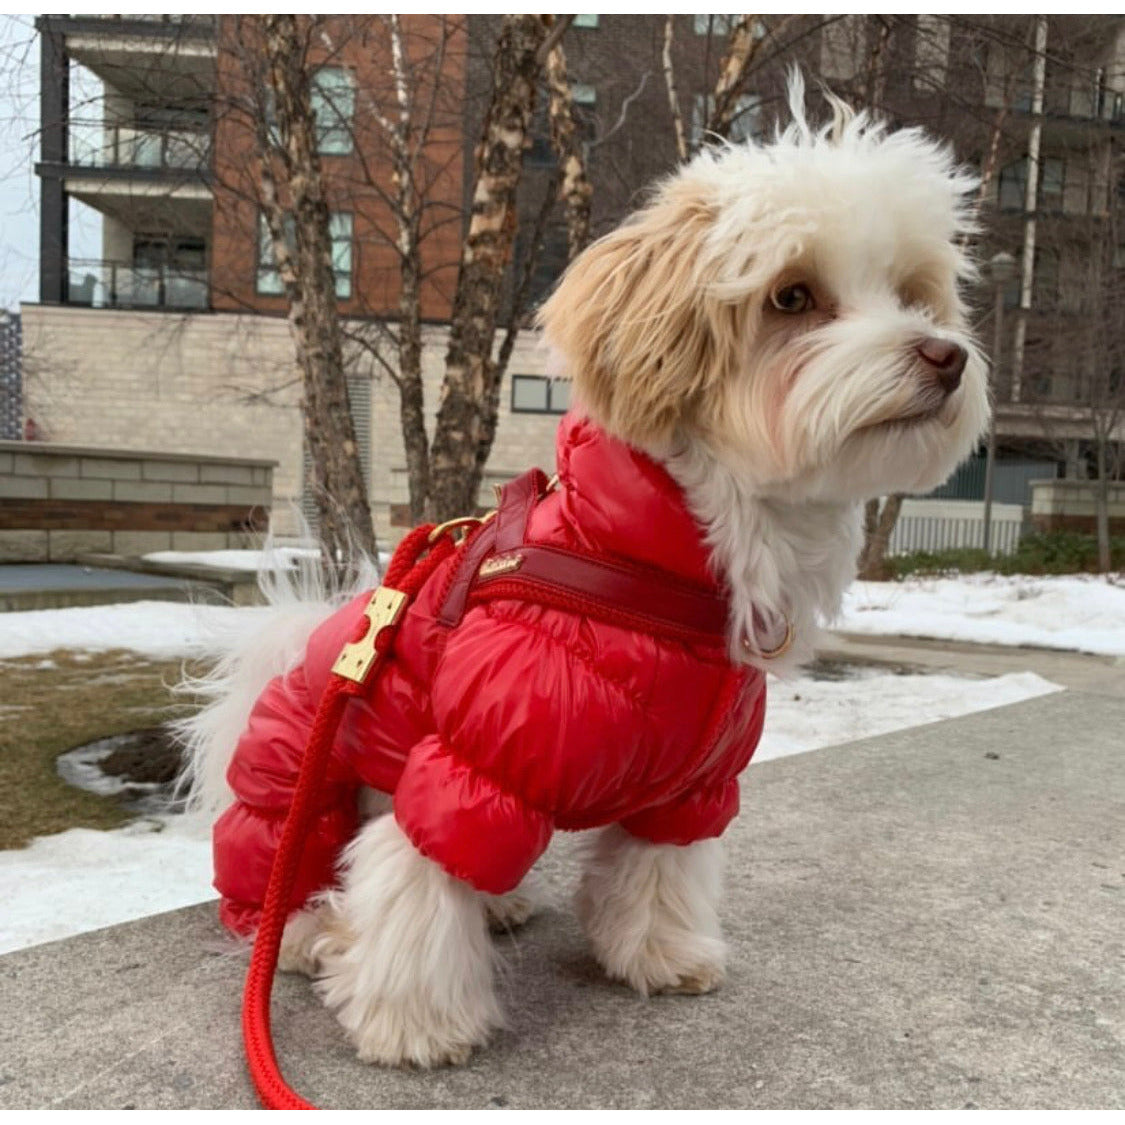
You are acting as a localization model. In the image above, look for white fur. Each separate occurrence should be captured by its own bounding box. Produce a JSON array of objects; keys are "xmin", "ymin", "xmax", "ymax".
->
[
  {"xmin": 174, "ymin": 539, "xmax": 378, "ymax": 819},
  {"xmin": 311, "ymin": 816, "xmax": 502, "ymax": 1067},
  {"xmin": 576, "ymin": 827, "xmax": 726, "ymax": 997}
]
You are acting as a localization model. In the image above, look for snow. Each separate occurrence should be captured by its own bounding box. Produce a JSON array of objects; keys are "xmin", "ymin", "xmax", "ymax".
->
[
  {"xmin": 0, "ymin": 600, "xmax": 270, "ymax": 661},
  {"xmin": 838, "ymin": 573, "xmax": 1125, "ymax": 657},
  {"xmin": 755, "ymin": 668, "xmax": 1059, "ymax": 763},
  {"xmin": 0, "ymin": 666, "xmax": 1061, "ymax": 957},
  {"xmin": 144, "ymin": 547, "xmax": 321, "ymax": 572},
  {"xmin": 0, "ymin": 816, "xmax": 216, "ymax": 956}
]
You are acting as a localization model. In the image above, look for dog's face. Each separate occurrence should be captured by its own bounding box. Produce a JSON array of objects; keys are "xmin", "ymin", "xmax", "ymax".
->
[{"xmin": 539, "ymin": 89, "xmax": 990, "ymax": 505}]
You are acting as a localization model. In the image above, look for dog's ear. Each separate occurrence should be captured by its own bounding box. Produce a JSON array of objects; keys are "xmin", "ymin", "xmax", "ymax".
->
[{"xmin": 538, "ymin": 183, "xmax": 741, "ymax": 449}]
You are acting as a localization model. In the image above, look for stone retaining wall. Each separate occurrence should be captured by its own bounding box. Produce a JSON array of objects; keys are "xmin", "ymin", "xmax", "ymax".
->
[
  {"xmin": 1029, "ymin": 478, "xmax": 1125, "ymax": 534},
  {"xmin": 0, "ymin": 441, "xmax": 274, "ymax": 562}
]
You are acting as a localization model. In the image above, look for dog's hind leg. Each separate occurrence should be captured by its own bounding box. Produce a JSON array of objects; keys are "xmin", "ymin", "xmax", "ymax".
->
[
  {"xmin": 576, "ymin": 825, "xmax": 726, "ymax": 997},
  {"xmin": 312, "ymin": 814, "xmax": 502, "ymax": 1068}
]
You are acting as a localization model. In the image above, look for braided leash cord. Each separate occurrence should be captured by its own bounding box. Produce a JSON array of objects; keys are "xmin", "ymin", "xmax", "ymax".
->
[{"xmin": 241, "ymin": 525, "xmax": 456, "ymax": 1110}]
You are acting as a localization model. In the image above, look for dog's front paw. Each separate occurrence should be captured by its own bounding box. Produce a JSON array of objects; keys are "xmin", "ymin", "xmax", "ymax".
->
[
  {"xmin": 278, "ymin": 904, "xmax": 334, "ymax": 977},
  {"xmin": 654, "ymin": 960, "xmax": 726, "ymax": 996},
  {"xmin": 339, "ymin": 998, "xmax": 488, "ymax": 1068},
  {"xmin": 601, "ymin": 936, "xmax": 727, "ymax": 998}
]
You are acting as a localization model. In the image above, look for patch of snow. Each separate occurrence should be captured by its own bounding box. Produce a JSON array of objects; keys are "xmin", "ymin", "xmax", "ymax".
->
[
  {"xmin": 0, "ymin": 816, "xmax": 215, "ymax": 956},
  {"xmin": 0, "ymin": 666, "xmax": 1061, "ymax": 955},
  {"xmin": 144, "ymin": 547, "xmax": 321, "ymax": 572},
  {"xmin": 836, "ymin": 573, "xmax": 1125, "ymax": 657},
  {"xmin": 756, "ymin": 669, "xmax": 1061, "ymax": 763}
]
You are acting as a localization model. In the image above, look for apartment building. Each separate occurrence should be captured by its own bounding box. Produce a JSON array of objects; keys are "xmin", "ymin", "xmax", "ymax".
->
[
  {"xmin": 21, "ymin": 15, "xmax": 1125, "ymax": 546},
  {"xmin": 25, "ymin": 14, "xmax": 555, "ymax": 544}
]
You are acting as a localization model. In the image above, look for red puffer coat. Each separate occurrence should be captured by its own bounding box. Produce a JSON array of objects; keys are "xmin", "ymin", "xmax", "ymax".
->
[{"xmin": 213, "ymin": 414, "xmax": 766, "ymax": 936}]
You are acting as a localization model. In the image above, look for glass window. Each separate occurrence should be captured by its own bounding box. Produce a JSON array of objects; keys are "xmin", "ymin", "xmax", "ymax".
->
[
  {"xmin": 329, "ymin": 212, "xmax": 353, "ymax": 299},
  {"xmin": 572, "ymin": 83, "xmax": 597, "ymax": 106},
  {"xmin": 998, "ymin": 159, "xmax": 1027, "ymax": 212},
  {"xmin": 257, "ymin": 211, "xmax": 353, "ymax": 300},
  {"xmin": 694, "ymin": 14, "xmax": 736, "ymax": 36},
  {"xmin": 511, "ymin": 375, "xmax": 571, "ymax": 414},
  {"xmin": 1033, "ymin": 248, "xmax": 1058, "ymax": 307},
  {"xmin": 1040, "ymin": 157, "xmax": 1064, "ymax": 208},
  {"xmin": 572, "ymin": 14, "xmax": 599, "ymax": 28},
  {"xmin": 692, "ymin": 92, "xmax": 762, "ymax": 146},
  {"xmin": 512, "ymin": 375, "xmax": 550, "ymax": 412},
  {"xmin": 311, "ymin": 68, "xmax": 356, "ymax": 155}
]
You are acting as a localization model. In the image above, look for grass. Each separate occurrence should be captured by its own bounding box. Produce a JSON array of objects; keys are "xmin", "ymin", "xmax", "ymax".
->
[
  {"xmin": 0, "ymin": 649, "xmax": 198, "ymax": 850},
  {"xmin": 887, "ymin": 531, "xmax": 1125, "ymax": 581}
]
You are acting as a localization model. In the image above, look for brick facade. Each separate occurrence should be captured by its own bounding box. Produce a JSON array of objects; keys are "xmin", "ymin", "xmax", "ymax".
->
[{"xmin": 209, "ymin": 16, "xmax": 465, "ymax": 322}]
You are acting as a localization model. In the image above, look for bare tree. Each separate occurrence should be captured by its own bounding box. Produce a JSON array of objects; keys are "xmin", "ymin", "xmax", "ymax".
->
[
  {"xmin": 427, "ymin": 14, "xmax": 553, "ymax": 521},
  {"xmin": 233, "ymin": 16, "xmax": 376, "ymax": 562}
]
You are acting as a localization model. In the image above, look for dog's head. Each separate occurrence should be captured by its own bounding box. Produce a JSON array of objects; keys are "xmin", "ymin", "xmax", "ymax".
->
[{"xmin": 539, "ymin": 76, "xmax": 990, "ymax": 504}]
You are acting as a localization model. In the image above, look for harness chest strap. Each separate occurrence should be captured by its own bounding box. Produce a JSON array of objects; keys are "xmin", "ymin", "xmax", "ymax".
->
[{"xmin": 437, "ymin": 468, "xmax": 732, "ymax": 644}]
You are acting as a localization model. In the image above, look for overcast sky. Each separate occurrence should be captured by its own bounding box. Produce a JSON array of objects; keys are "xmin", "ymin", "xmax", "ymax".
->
[{"xmin": 0, "ymin": 14, "xmax": 100, "ymax": 312}]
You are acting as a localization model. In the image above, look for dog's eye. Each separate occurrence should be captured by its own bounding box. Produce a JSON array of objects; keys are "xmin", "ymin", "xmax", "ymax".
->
[{"xmin": 770, "ymin": 283, "xmax": 815, "ymax": 314}]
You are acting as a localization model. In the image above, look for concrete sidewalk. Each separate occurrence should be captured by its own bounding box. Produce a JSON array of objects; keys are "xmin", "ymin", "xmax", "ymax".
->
[{"xmin": 1, "ymin": 690, "xmax": 1122, "ymax": 1109}]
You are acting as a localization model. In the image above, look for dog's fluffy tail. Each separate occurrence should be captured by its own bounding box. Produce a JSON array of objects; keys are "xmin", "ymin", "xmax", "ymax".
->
[{"xmin": 172, "ymin": 542, "xmax": 379, "ymax": 823}]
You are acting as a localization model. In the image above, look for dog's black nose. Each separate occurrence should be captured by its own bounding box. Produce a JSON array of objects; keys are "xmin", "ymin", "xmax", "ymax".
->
[{"xmin": 916, "ymin": 337, "xmax": 967, "ymax": 394}]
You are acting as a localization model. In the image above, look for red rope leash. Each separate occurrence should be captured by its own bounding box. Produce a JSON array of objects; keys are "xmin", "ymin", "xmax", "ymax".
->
[{"xmin": 241, "ymin": 525, "xmax": 456, "ymax": 1110}]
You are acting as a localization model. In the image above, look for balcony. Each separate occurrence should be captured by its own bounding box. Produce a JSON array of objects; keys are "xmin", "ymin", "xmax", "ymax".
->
[
  {"xmin": 69, "ymin": 119, "xmax": 210, "ymax": 174},
  {"xmin": 66, "ymin": 258, "xmax": 208, "ymax": 311}
]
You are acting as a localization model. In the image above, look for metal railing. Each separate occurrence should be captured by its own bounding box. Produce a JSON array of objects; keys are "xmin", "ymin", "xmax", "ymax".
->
[
  {"xmin": 888, "ymin": 500, "xmax": 1026, "ymax": 558},
  {"xmin": 69, "ymin": 119, "xmax": 210, "ymax": 172},
  {"xmin": 1015, "ymin": 82, "xmax": 1124, "ymax": 124},
  {"xmin": 66, "ymin": 259, "xmax": 208, "ymax": 311}
]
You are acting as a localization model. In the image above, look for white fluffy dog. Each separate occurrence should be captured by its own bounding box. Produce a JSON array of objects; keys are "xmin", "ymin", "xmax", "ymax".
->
[{"xmin": 183, "ymin": 80, "xmax": 989, "ymax": 1069}]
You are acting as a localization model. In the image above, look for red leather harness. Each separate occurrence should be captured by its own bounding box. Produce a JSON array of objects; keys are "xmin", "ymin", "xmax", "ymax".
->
[{"xmin": 240, "ymin": 469, "xmax": 735, "ymax": 1109}]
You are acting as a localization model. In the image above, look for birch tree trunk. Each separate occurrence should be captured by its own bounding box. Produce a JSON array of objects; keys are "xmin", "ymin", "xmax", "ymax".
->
[
  {"xmin": 428, "ymin": 14, "xmax": 551, "ymax": 522},
  {"xmin": 662, "ymin": 16, "xmax": 688, "ymax": 162},
  {"xmin": 546, "ymin": 40, "xmax": 593, "ymax": 261},
  {"xmin": 256, "ymin": 15, "xmax": 376, "ymax": 562}
]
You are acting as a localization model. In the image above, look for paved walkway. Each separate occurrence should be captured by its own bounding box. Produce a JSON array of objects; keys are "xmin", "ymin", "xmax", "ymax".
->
[
  {"xmin": 1, "ymin": 689, "xmax": 1121, "ymax": 1110},
  {"xmin": 823, "ymin": 630, "xmax": 1125, "ymax": 697}
]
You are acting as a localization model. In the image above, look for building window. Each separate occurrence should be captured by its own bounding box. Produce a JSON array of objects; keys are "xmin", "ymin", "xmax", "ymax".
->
[
  {"xmin": 999, "ymin": 156, "xmax": 1066, "ymax": 213},
  {"xmin": 691, "ymin": 92, "xmax": 763, "ymax": 146},
  {"xmin": 913, "ymin": 15, "xmax": 951, "ymax": 91},
  {"xmin": 265, "ymin": 68, "xmax": 355, "ymax": 155},
  {"xmin": 311, "ymin": 67, "xmax": 355, "ymax": 155},
  {"xmin": 572, "ymin": 83, "xmax": 597, "ymax": 107},
  {"xmin": 257, "ymin": 212, "xmax": 353, "ymax": 299},
  {"xmin": 998, "ymin": 159, "xmax": 1027, "ymax": 212},
  {"xmin": 1033, "ymin": 247, "xmax": 1058, "ymax": 308},
  {"xmin": 693, "ymin": 14, "xmax": 760, "ymax": 37},
  {"xmin": 511, "ymin": 375, "xmax": 571, "ymax": 414},
  {"xmin": 1040, "ymin": 157, "xmax": 1064, "ymax": 210},
  {"xmin": 572, "ymin": 14, "xmax": 599, "ymax": 29}
]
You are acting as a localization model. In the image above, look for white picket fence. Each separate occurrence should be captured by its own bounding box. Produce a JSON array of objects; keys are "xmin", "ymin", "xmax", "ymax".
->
[{"xmin": 887, "ymin": 498, "xmax": 1025, "ymax": 557}]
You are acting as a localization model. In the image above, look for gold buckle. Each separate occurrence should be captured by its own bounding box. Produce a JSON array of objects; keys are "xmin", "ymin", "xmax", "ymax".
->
[
  {"xmin": 427, "ymin": 510, "xmax": 497, "ymax": 545},
  {"xmin": 332, "ymin": 586, "xmax": 409, "ymax": 684}
]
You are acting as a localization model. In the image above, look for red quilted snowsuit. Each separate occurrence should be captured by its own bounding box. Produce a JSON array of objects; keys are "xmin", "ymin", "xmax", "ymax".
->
[{"xmin": 213, "ymin": 414, "xmax": 767, "ymax": 935}]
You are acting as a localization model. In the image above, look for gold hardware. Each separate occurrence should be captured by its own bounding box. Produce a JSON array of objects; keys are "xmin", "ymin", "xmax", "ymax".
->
[
  {"xmin": 741, "ymin": 619, "xmax": 794, "ymax": 661},
  {"xmin": 479, "ymin": 552, "xmax": 524, "ymax": 579},
  {"xmin": 332, "ymin": 586, "xmax": 408, "ymax": 683},
  {"xmin": 428, "ymin": 515, "xmax": 483, "ymax": 544}
]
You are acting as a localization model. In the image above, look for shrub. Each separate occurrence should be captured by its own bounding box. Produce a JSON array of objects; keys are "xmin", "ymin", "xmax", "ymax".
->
[{"xmin": 887, "ymin": 531, "xmax": 1125, "ymax": 579}]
